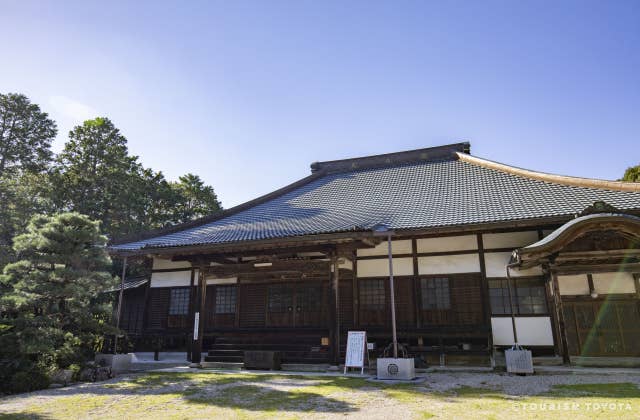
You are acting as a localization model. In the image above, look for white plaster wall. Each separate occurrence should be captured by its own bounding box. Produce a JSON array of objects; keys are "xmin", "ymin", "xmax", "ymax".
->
[
  {"xmin": 152, "ymin": 258, "xmax": 192, "ymax": 270},
  {"xmin": 515, "ymin": 317, "xmax": 554, "ymax": 346},
  {"xmin": 491, "ymin": 317, "xmax": 554, "ymax": 346},
  {"xmin": 339, "ymin": 259, "xmax": 354, "ymax": 270},
  {"xmin": 491, "ymin": 317, "xmax": 515, "ymax": 345},
  {"xmin": 417, "ymin": 254, "xmax": 480, "ymax": 275},
  {"xmin": 150, "ymin": 270, "xmax": 192, "ymax": 287},
  {"xmin": 482, "ymin": 231, "xmax": 539, "ymax": 249},
  {"xmin": 416, "ymin": 235, "xmax": 477, "ymax": 253},
  {"xmin": 485, "ymin": 252, "xmax": 543, "ymax": 277},
  {"xmin": 356, "ymin": 258, "xmax": 413, "ymax": 277},
  {"xmin": 357, "ymin": 240, "xmax": 413, "ymax": 257},
  {"xmin": 558, "ymin": 274, "xmax": 590, "ymax": 295},
  {"xmin": 207, "ymin": 277, "xmax": 237, "ymax": 285},
  {"xmin": 592, "ymin": 272, "xmax": 637, "ymax": 294}
]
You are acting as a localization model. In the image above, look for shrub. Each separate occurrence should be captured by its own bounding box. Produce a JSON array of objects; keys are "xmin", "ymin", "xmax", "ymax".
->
[{"xmin": 9, "ymin": 369, "xmax": 50, "ymax": 394}]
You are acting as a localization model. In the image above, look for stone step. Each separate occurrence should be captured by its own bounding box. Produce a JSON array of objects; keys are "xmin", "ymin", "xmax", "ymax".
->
[
  {"xmin": 204, "ymin": 355, "xmax": 244, "ymax": 363},
  {"xmin": 200, "ymin": 361, "xmax": 244, "ymax": 370},
  {"xmin": 281, "ymin": 364, "xmax": 331, "ymax": 372}
]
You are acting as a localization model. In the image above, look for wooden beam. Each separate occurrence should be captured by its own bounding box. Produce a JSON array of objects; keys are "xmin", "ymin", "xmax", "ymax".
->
[{"xmin": 203, "ymin": 260, "xmax": 332, "ymax": 278}]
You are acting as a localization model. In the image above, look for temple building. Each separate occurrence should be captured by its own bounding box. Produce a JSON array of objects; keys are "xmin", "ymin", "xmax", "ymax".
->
[{"xmin": 110, "ymin": 142, "xmax": 640, "ymax": 367}]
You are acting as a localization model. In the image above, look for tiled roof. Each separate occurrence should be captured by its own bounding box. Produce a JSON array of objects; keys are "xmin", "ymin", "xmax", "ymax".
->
[{"xmin": 111, "ymin": 144, "xmax": 640, "ymax": 252}]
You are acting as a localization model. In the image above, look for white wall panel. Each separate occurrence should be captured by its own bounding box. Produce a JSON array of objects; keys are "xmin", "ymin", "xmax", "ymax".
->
[
  {"xmin": 515, "ymin": 317, "xmax": 554, "ymax": 346},
  {"xmin": 357, "ymin": 258, "xmax": 413, "ymax": 277},
  {"xmin": 492, "ymin": 317, "xmax": 554, "ymax": 346},
  {"xmin": 485, "ymin": 252, "xmax": 543, "ymax": 277},
  {"xmin": 483, "ymin": 231, "xmax": 539, "ymax": 249},
  {"xmin": 558, "ymin": 274, "xmax": 590, "ymax": 295},
  {"xmin": 339, "ymin": 259, "xmax": 354, "ymax": 270},
  {"xmin": 592, "ymin": 272, "xmax": 637, "ymax": 294},
  {"xmin": 152, "ymin": 258, "xmax": 192, "ymax": 270},
  {"xmin": 491, "ymin": 318, "xmax": 515, "ymax": 345},
  {"xmin": 417, "ymin": 254, "xmax": 480, "ymax": 274},
  {"xmin": 150, "ymin": 270, "xmax": 192, "ymax": 287},
  {"xmin": 416, "ymin": 235, "xmax": 477, "ymax": 253},
  {"xmin": 207, "ymin": 277, "xmax": 237, "ymax": 285},
  {"xmin": 357, "ymin": 240, "xmax": 413, "ymax": 257}
]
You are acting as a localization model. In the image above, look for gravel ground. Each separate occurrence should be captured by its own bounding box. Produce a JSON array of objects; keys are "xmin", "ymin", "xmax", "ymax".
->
[
  {"xmin": 422, "ymin": 371, "xmax": 640, "ymax": 395},
  {"xmin": 1, "ymin": 370, "xmax": 639, "ymax": 419}
]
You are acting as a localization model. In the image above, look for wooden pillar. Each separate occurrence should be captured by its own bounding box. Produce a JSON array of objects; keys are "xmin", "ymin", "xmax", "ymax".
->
[
  {"xmin": 476, "ymin": 234, "xmax": 493, "ymax": 359},
  {"xmin": 352, "ymin": 250, "xmax": 359, "ymax": 327},
  {"xmin": 551, "ymin": 272, "xmax": 571, "ymax": 364},
  {"xmin": 190, "ymin": 265, "xmax": 207, "ymax": 364},
  {"xmin": 412, "ymin": 238, "xmax": 422, "ymax": 328},
  {"xmin": 186, "ymin": 268, "xmax": 196, "ymax": 362},
  {"xmin": 330, "ymin": 252, "xmax": 340, "ymax": 365}
]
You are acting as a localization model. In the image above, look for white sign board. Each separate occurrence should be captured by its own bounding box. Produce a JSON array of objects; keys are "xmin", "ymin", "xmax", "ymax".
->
[
  {"xmin": 344, "ymin": 331, "xmax": 367, "ymax": 374},
  {"xmin": 193, "ymin": 312, "xmax": 200, "ymax": 340}
]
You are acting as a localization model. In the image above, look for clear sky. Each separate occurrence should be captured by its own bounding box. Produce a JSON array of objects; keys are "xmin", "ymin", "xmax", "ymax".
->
[{"xmin": 1, "ymin": 1, "xmax": 638, "ymax": 208}]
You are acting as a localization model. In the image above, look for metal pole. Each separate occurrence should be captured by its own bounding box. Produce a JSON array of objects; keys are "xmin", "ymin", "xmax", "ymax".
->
[
  {"xmin": 387, "ymin": 233, "xmax": 398, "ymax": 358},
  {"xmin": 115, "ymin": 255, "xmax": 127, "ymax": 354}
]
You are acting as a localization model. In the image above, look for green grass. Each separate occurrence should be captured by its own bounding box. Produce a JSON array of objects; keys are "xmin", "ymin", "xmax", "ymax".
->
[{"xmin": 1, "ymin": 371, "xmax": 639, "ymax": 419}]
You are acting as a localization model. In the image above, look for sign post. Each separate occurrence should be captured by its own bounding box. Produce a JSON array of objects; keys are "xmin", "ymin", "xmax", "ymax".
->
[
  {"xmin": 193, "ymin": 312, "xmax": 200, "ymax": 341},
  {"xmin": 344, "ymin": 331, "xmax": 367, "ymax": 374}
]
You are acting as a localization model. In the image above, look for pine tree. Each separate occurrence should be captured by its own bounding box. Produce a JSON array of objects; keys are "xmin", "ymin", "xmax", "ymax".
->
[{"xmin": 0, "ymin": 213, "xmax": 116, "ymax": 372}]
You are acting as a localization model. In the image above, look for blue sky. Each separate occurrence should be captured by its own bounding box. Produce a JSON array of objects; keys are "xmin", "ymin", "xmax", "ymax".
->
[{"xmin": 1, "ymin": 1, "xmax": 638, "ymax": 207}]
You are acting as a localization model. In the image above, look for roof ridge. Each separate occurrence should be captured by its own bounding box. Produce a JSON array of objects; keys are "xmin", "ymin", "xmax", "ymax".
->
[
  {"xmin": 310, "ymin": 142, "xmax": 470, "ymax": 174},
  {"xmin": 457, "ymin": 152, "xmax": 640, "ymax": 192}
]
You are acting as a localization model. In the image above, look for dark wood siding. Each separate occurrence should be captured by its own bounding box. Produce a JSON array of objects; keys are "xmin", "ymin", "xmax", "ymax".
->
[
  {"xmin": 394, "ymin": 277, "xmax": 415, "ymax": 327},
  {"xmin": 120, "ymin": 289, "xmax": 146, "ymax": 334},
  {"xmin": 147, "ymin": 288, "xmax": 170, "ymax": 330},
  {"xmin": 420, "ymin": 274, "xmax": 484, "ymax": 326},
  {"xmin": 239, "ymin": 283, "xmax": 267, "ymax": 328},
  {"xmin": 339, "ymin": 278, "xmax": 354, "ymax": 329}
]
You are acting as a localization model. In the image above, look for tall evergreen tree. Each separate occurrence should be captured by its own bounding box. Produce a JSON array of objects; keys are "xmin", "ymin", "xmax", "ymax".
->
[
  {"xmin": 0, "ymin": 93, "xmax": 57, "ymax": 176},
  {"xmin": 0, "ymin": 93, "xmax": 56, "ymax": 268},
  {"xmin": 51, "ymin": 118, "xmax": 145, "ymax": 239},
  {"xmin": 170, "ymin": 173, "xmax": 222, "ymax": 224},
  {"xmin": 622, "ymin": 164, "xmax": 640, "ymax": 182}
]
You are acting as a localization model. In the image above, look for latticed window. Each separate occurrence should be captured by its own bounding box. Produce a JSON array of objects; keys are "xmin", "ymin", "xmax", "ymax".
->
[
  {"xmin": 420, "ymin": 277, "xmax": 451, "ymax": 310},
  {"xmin": 516, "ymin": 279, "xmax": 548, "ymax": 314},
  {"xmin": 168, "ymin": 288, "xmax": 190, "ymax": 315},
  {"xmin": 215, "ymin": 285, "xmax": 237, "ymax": 314},
  {"xmin": 268, "ymin": 284, "xmax": 293, "ymax": 312},
  {"xmin": 359, "ymin": 279, "xmax": 385, "ymax": 310},
  {"xmin": 489, "ymin": 278, "xmax": 547, "ymax": 315},
  {"xmin": 489, "ymin": 279, "xmax": 512, "ymax": 315}
]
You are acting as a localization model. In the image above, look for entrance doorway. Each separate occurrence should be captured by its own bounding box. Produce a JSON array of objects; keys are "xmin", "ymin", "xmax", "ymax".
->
[
  {"xmin": 563, "ymin": 300, "xmax": 640, "ymax": 356},
  {"xmin": 266, "ymin": 282, "xmax": 327, "ymax": 327}
]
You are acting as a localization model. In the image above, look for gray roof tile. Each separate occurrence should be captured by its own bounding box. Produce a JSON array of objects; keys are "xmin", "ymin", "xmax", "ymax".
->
[{"xmin": 112, "ymin": 154, "xmax": 640, "ymax": 251}]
